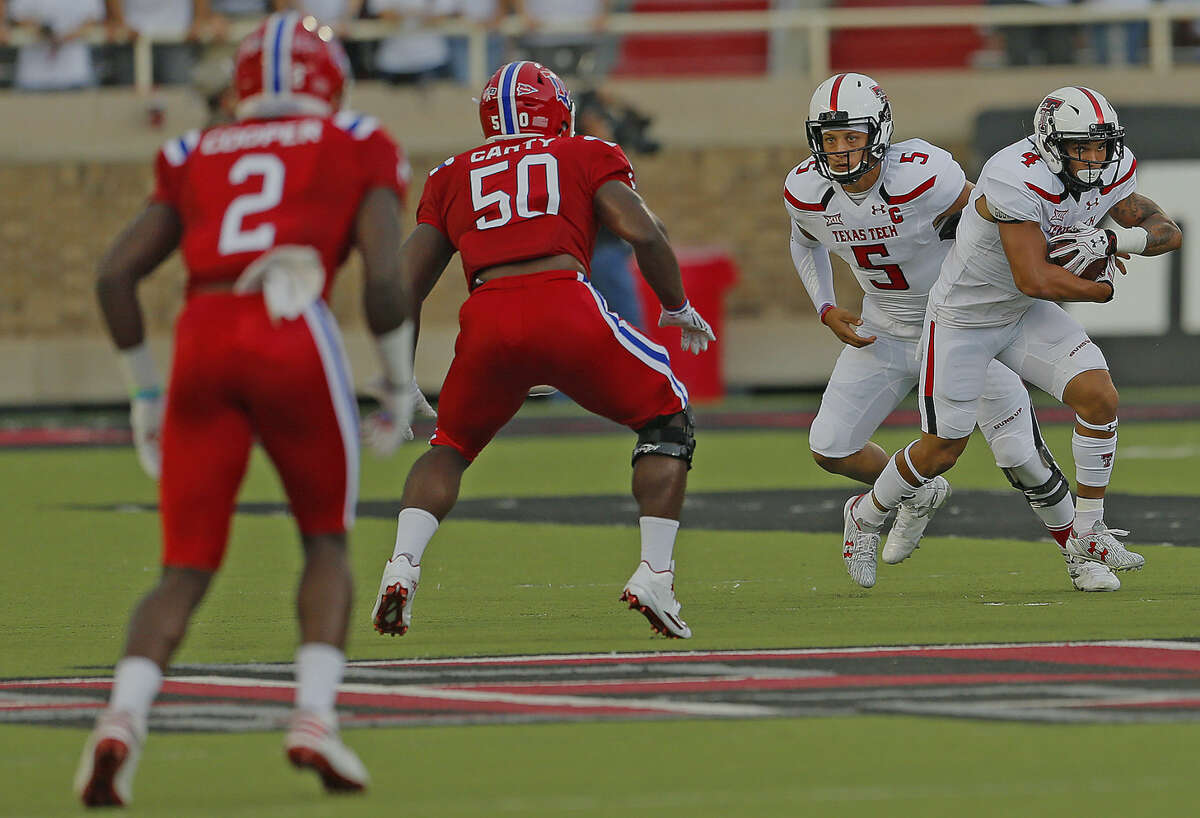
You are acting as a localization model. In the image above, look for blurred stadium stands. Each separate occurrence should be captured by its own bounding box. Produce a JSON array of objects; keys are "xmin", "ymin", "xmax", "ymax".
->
[{"xmin": 2, "ymin": 1, "xmax": 1199, "ymax": 404}]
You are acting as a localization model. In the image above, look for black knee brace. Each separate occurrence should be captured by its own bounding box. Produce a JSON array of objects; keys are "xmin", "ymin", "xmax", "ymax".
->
[
  {"xmin": 1003, "ymin": 404, "xmax": 1070, "ymax": 507},
  {"xmin": 632, "ymin": 407, "xmax": 696, "ymax": 469}
]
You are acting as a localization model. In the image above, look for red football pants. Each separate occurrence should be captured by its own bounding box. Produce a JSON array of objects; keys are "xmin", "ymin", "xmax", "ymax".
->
[
  {"xmin": 431, "ymin": 270, "xmax": 688, "ymax": 461},
  {"xmin": 159, "ymin": 294, "xmax": 359, "ymax": 571}
]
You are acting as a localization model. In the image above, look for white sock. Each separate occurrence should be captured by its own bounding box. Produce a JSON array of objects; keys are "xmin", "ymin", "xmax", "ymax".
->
[
  {"xmin": 1074, "ymin": 496, "xmax": 1105, "ymax": 534},
  {"xmin": 109, "ymin": 656, "xmax": 162, "ymax": 722},
  {"xmin": 295, "ymin": 643, "xmax": 344, "ymax": 720},
  {"xmin": 860, "ymin": 450, "xmax": 924, "ymax": 530},
  {"xmin": 391, "ymin": 507, "xmax": 439, "ymax": 565},
  {"xmin": 639, "ymin": 516, "xmax": 679, "ymax": 572}
]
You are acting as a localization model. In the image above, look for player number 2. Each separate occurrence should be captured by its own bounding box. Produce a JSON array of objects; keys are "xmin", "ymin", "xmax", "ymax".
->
[
  {"xmin": 218, "ymin": 153, "xmax": 285, "ymax": 256},
  {"xmin": 470, "ymin": 154, "xmax": 561, "ymax": 230},
  {"xmin": 852, "ymin": 243, "xmax": 909, "ymax": 290}
]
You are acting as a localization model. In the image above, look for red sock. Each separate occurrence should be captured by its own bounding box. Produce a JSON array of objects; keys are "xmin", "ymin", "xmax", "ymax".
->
[{"xmin": 1049, "ymin": 524, "xmax": 1072, "ymax": 548}]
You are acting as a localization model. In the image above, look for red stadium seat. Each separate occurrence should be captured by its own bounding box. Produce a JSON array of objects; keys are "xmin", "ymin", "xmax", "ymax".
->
[
  {"xmin": 831, "ymin": 0, "xmax": 987, "ymax": 70},
  {"xmin": 613, "ymin": 1, "xmax": 770, "ymax": 77}
]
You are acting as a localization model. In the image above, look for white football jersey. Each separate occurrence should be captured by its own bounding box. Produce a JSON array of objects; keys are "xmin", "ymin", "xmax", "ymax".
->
[
  {"xmin": 784, "ymin": 139, "xmax": 967, "ymax": 340},
  {"xmin": 930, "ymin": 137, "xmax": 1138, "ymax": 328}
]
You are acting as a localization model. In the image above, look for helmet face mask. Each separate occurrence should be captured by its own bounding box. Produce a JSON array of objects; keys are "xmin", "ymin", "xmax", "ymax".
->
[
  {"xmin": 480, "ymin": 61, "xmax": 575, "ymax": 140},
  {"xmin": 1032, "ymin": 87, "xmax": 1125, "ymax": 193},
  {"xmin": 805, "ymin": 73, "xmax": 893, "ymax": 185}
]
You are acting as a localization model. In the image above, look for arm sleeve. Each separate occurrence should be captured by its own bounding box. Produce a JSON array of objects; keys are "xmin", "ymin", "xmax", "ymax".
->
[
  {"xmin": 149, "ymin": 150, "xmax": 181, "ymax": 209},
  {"xmin": 361, "ymin": 129, "xmax": 411, "ymax": 207},
  {"xmin": 979, "ymin": 167, "xmax": 1042, "ymax": 224},
  {"xmin": 415, "ymin": 165, "xmax": 449, "ymax": 237},
  {"xmin": 586, "ymin": 137, "xmax": 637, "ymax": 192},
  {"xmin": 927, "ymin": 155, "xmax": 968, "ymax": 219},
  {"xmin": 790, "ymin": 221, "xmax": 836, "ymax": 314}
]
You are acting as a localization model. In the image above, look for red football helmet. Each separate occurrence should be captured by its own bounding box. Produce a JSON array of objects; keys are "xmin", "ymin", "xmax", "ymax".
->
[
  {"xmin": 233, "ymin": 12, "xmax": 349, "ymax": 119},
  {"xmin": 479, "ymin": 61, "xmax": 574, "ymax": 140}
]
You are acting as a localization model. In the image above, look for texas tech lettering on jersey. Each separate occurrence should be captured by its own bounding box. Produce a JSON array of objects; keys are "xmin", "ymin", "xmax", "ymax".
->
[
  {"xmin": 418, "ymin": 135, "xmax": 636, "ymax": 283},
  {"xmin": 931, "ymin": 137, "xmax": 1138, "ymax": 328},
  {"xmin": 784, "ymin": 138, "xmax": 967, "ymax": 340}
]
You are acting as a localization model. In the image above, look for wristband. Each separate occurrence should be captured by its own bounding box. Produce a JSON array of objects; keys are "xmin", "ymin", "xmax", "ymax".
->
[
  {"xmin": 818, "ymin": 303, "xmax": 835, "ymax": 321},
  {"xmin": 1108, "ymin": 224, "xmax": 1148, "ymax": 255},
  {"xmin": 119, "ymin": 342, "xmax": 162, "ymax": 397},
  {"xmin": 374, "ymin": 321, "xmax": 414, "ymax": 390},
  {"xmin": 663, "ymin": 298, "xmax": 689, "ymax": 315}
]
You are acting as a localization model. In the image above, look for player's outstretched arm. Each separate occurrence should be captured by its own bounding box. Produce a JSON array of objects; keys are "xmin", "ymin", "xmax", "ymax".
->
[
  {"xmin": 1105, "ymin": 193, "xmax": 1182, "ymax": 257},
  {"xmin": 96, "ymin": 202, "xmax": 182, "ymax": 480},
  {"xmin": 594, "ymin": 179, "xmax": 715, "ymax": 353},
  {"xmin": 999, "ymin": 220, "xmax": 1114, "ymax": 303},
  {"xmin": 594, "ymin": 179, "xmax": 686, "ymax": 309}
]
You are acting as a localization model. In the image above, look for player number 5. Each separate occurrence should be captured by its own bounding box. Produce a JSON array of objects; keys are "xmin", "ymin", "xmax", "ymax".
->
[{"xmin": 218, "ymin": 153, "xmax": 286, "ymax": 256}]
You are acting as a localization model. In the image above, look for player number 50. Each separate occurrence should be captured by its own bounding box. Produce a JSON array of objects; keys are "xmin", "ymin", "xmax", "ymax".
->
[
  {"xmin": 218, "ymin": 153, "xmax": 285, "ymax": 256},
  {"xmin": 470, "ymin": 154, "xmax": 561, "ymax": 230}
]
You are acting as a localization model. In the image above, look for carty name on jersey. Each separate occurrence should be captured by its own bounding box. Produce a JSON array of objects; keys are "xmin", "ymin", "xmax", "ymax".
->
[{"xmin": 469, "ymin": 137, "xmax": 558, "ymax": 163}]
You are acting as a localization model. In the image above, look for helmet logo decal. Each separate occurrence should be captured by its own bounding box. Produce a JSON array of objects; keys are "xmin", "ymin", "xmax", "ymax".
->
[{"xmin": 515, "ymin": 82, "xmax": 538, "ymax": 96}]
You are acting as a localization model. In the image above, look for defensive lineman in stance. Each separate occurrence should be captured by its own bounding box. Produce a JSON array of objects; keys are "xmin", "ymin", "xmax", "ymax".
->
[
  {"xmin": 789, "ymin": 73, "xmax": 1109, "ymax": 590},
  {"xmin": 840, "ymin": 86, "xmax": 1181, "ymax": 587},
  {"xmin": 370, "ymin": 62, "xmax": 714, "ymax": 640}
]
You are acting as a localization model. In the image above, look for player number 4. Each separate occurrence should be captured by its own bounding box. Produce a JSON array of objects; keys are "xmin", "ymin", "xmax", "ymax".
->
[
  {"xmin": 218, "ymin": 153, "xmax": 285, "ymax": 256},
  {"xmin": 470, "ymin": 154, "xmax": 561, "ymax": 230}
]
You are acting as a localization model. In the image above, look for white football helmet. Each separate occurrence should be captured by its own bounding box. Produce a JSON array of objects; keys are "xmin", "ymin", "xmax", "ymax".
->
[
  {"xmin": 806, "ymin": 73, "xmax": 894, "ymax": 184},
  {"xmin": 1031, "ymin": 86, "xmax": 1125, "ymax": 192}
]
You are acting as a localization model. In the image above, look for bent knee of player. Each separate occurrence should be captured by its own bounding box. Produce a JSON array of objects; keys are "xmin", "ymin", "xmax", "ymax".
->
[
  {"xmin": 917, "ymin": 433, "xmax": 967, "ymax": 476},
  {"xmin": 1065, "ymin": 370, "xmax": 1119, "ymax": 424},
  {"xmin": 811, "ymin": 449, "xmax": 841, "ymax": 473}
]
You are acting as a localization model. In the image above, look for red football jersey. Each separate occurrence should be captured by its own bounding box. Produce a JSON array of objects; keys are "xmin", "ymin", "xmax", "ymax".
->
[
  {"xmin": 152, "ymin": 111, "xmax": 409, "ymax": 297},
  {"xmin": 417, "ymin": 135, "xmax": 636, "ymax": 281}
]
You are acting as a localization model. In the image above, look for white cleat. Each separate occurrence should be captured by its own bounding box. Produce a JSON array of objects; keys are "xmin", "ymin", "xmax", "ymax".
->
[
  {"xmin": 842, "ymin": 494, "xmax": 881, "ymax": 588},
  {"xmin": 883, "ymin": 476, "xmax": 951, "ymax": 564},
  {"xmin": 74, "ymin": 709, "xmax": 145, "ymax": 808},
  {"xmin": 1065, "ymin": 556, "xmax": 1121, "ymax": 592},
  {"xmin": 284, "ymin": 711, "xmax": 369, "ymax": 793},
  {"xmin": 371, "ymin": 554, "xmax": 420, "ymax": 636},
  {"xmin": 1066, "ymin": 521, "xmax": 1145, "ymax": 572},
  {"xmin": 621, "ymin": 560, "xmax": 692, "ymax": 638}
]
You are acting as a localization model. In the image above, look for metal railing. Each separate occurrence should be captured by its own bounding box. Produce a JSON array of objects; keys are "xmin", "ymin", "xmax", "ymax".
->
[{"xmin": 4, "ymin": 4, "xmax": 1199, "ymax": 93}]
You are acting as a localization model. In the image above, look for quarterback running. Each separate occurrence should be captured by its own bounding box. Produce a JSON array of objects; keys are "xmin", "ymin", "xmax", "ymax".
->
[
  {"xmin": 789, "ymin": 73, "xmax": 1104, "ymax": 591},
  {"xmin": 839, "ymin": 85, "xmax": 1181, "ymax": 588}
]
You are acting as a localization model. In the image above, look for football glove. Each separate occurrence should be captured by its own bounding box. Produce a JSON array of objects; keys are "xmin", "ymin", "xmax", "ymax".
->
[
  {"xmin": 363, "ymin": 378, "xmax": 434, "ymax": 456},
  {"xmin": 130, "ymin": 390, "xmax": 165, "ymax": 480},
  {"xmin": 658, "ymin": 301, "xmax": 716, "ymax": 355},
  {"xmin": 1047, "ymin": 225, "xmax": 1116, "ymax": 276}
]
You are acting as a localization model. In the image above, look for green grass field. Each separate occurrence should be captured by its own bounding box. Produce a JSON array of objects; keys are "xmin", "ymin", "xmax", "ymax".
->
[{"xmin": 3, "ymin": 397, "xmax": 1199, "ymax": 816}]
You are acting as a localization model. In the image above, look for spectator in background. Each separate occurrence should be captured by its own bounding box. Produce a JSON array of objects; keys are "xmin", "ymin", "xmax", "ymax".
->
[
  {"xmin": 9, "ymin": 0, "xmax": 106, "ymax": 91},
  {"xmin": 576, "ymin": 86, "xmax": 647, "ymax": 329},
  {"xmin": 105, "ymin": 1, "xmax": 197, "ymax": 85},
  {"xmin": 193, "ymin": 0, "xmax": 280, "ymax": 41},
  {"xmin": 987, "ymin": 0, "xmax": 1079, "ymax": 66},
  {"xmin": 285, "ymin": 1, "xmax": 370, "ymax": 77},
  {"xmin": 368, "ymin": 0, "xmax": 455, "ymax": 84},
  {"xmin": 190, "ymin": 50, "xmax": 236, "ymax": 125},
  {"xmin": 513, "ymin": 0, "xmax": 611, "ymax": 77},
  {"xmin": 447, "ymin": 0, "xmax": 511, "ymax": 85},
  {"xmin": 1087, "ymin": 0, "xmax": 1149, "ymax": 65}
]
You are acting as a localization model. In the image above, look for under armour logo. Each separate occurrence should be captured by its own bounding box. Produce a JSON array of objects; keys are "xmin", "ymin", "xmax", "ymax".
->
[
  {"xmin": 1086, "ymin": 199, "xmax": 1100, "ymax": 210},
  {"xmin": 871, "ymin": 204, "xmax": 888, "ymax": 216}
]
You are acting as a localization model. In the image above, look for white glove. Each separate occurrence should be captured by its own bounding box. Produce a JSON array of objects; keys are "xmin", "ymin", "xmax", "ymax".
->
[
  {"xmin": 130, "ymin": 392, "xmax": 164, "ymax": 480},
  {"xmin": 1047, "ymin": 224, "xmax": 1115, "ymax": 276},
  {"xmin": 657, "ymin": 300, "xmax": 716, "ymax": 355},
  {"xmin": 363, "ymin": 377, "xmax": 431, "ymax": 456}
]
